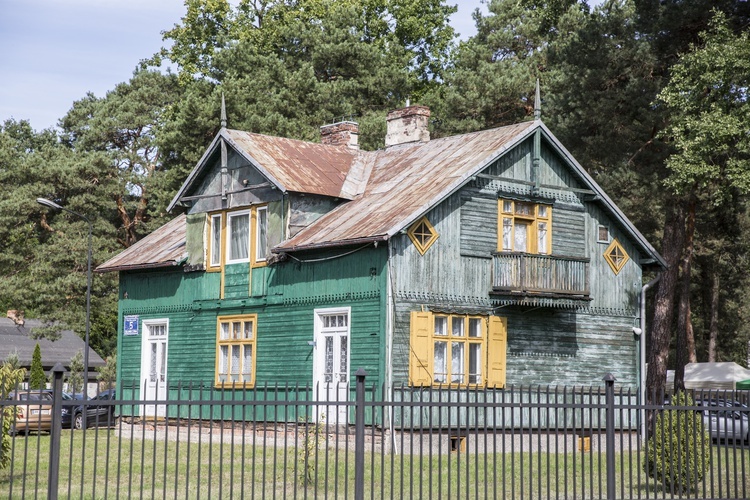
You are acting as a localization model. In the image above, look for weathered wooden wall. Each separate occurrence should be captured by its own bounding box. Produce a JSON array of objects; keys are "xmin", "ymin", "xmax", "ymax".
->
[{"xmin": 391, "ymin": 138, "xmax": 642, "ymax": 388}]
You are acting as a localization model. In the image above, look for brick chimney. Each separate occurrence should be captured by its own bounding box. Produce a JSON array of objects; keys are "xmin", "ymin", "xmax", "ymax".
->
[
  {"xmin": 7, "ymin": 309, "xmax": 24, "ymax": 326},
  {"xmin": 320, "ymin": 121, "xmax": 359, "ymax": 149},
  {"xmin": 385, "ymin": 105, "xmax": 430, "ymax": 147}
]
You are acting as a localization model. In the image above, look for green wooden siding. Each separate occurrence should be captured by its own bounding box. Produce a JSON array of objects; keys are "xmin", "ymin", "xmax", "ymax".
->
[{"xmin": 117, "ymin": 246, "xmax": 388, "ymax": 425}]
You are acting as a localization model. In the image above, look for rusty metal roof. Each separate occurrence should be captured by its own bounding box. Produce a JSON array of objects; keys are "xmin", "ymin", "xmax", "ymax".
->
[
  {"xmin": 168, "ymin": 130, "xmax": 358, "ymax": 211},
  {"xmin": 112, "ymin": 119, "xmax": 665, "ymax": 271},
  {"xmin": 225, "ymin": 130, "xmax": 357, "ymax": 198},
  {"xmin": 96, "ymin": 214, "xmax": 187, "ymax": 273},
  {"xmin": 278, "ymin": 122, "xmax": 536, "ymax": 251}
]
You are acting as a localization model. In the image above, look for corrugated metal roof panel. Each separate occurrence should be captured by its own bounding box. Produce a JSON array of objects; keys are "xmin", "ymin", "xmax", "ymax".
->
[
  {"xmin": 96, "ymin": 214, "xmax": 187, "ymax": 273},
  {"xmin": 277, "ymin": 122, "xmax": 535, "ymax": 251},
  {"xmin": 225, "ymin": 130, "xmax": 358, "ymax": 198}
]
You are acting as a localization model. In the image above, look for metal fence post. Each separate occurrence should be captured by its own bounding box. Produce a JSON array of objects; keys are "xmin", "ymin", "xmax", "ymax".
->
[
  {"xmin": 48, "ymin": 363, "xmax": 66, "ymax": 500},
  {"xmin": 603, "ymin": 373, "xmax": 616, "ymax": 500},
  {"xmin": 354, "ymin": 368, "xmax": 367, "ymax": 500}
]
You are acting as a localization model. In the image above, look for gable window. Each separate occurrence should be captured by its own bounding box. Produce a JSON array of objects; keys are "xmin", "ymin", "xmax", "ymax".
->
[
  {"xmin": 409, "ymin": 312, "xmax": 507, "ymax": 388},
  {"xmin": 597, "ymin": 225, "xmax": 610, "ymax": 244},
  {"xmin": 407, "ymin": 216, "xmax": 439, "ymax": 255},
  {"xmin": 604, "ymin": 238, "xmax": 629, "ymax": 275},
  {"xmin": 228, "ymin": 210, "xmax": 251, "ymax": 263},
  {"xmin": 255, "ymin": 206, "xmax": 268, "ymax": 263},
  {"xmin": 209, "ymin": 214, "xmax": 222, "ymax": 268},
  {"xmin": 216, "ymin": 314, "xmax": 257, "ymax": 387},
  {"xmin": 498, "ymin": 199, "xmax": 552, "ymax": 254},
  {"xmin": 207, "ymin": 206, "xmax": 268, "ymax": 271}
]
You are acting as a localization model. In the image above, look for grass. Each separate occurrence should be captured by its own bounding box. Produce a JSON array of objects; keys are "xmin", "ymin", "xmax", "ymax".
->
[{"xmin": 1, "ymin": 427, "xmax": 749, "ymax": 499}]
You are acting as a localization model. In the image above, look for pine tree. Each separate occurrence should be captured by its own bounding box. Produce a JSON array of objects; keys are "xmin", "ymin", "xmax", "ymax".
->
[{"xmin": 29, "ymin": 343, "xmax": 46, "ymax": 390}]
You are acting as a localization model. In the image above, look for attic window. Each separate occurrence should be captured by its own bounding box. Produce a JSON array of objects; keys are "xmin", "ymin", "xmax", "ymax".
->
[
  {"xmin": 604, "ymin": 239, "xmax": 629, "ymax": 275},
  {"xmin": 408, "ymin": 217, "xmax": 439, "ymax": 255}
]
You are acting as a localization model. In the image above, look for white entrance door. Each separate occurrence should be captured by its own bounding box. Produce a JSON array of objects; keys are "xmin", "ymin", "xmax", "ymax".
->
[
  {"xmin": 313, "ymin": 308, "xmax": 350, "ymax": 424},
  {"xmin": 140, "ymin": 319, "xmax": 168, "ymax": 418}
]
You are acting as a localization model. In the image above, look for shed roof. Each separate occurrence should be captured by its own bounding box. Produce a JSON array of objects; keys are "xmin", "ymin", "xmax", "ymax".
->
[
  {"xmin": 0, "ymin": 318, "xmax": 105, "ymax": 372},
  {"xmin": 96, "ymin": 213, "xmax": 187, "ymax": 273}
]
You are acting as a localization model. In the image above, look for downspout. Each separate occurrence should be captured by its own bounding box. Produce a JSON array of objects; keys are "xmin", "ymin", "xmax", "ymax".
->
[
  {"xmin": 639, "ymin": 273, "xmax": 661, "ymax": 441},
  {"xmin": 387, "ymin": 238, "xmax": 395, "ymax": 453}
]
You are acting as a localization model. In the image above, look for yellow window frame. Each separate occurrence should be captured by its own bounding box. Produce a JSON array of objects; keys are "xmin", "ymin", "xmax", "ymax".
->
[
  {"xmin": 206, "ymin": 205, "xmax": 268, "ymax": 273},
  {"xmin": 497, "ymin": 199, "xmax": 552, "ymax": 254},
  {"xmin": 409, "ymin": 312, "xmax": 507, "ymax": 388},
  {"xmin": 407, "ymin": 216, "xmax": 439, "ymax": 255},
  {"xmin": 215, "ymin": 314, "xmax": 257, "ymax": 388},
  {"xmin": 604, "ymin": 238, "xmax": 629, "ymax": 275}
]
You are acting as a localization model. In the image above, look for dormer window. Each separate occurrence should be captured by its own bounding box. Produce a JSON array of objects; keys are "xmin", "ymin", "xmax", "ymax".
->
[
  {"xmin": 207, "ymin": 206, "xmax": 268, "ymax": 271},
  {"xmin": 228, "ymin": 210, "xmax": 251, "ymax": 263}
]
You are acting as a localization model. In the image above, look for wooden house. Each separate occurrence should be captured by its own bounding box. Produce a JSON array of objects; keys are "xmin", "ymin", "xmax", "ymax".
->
[{"xmin": 97, "ymin": 103, "xmax": 665, "ymax": 424}]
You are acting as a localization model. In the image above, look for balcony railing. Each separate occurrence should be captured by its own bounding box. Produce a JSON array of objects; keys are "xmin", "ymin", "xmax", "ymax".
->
[{"xmin": 492, "ymin": 252, "xmax": 589, "ymax": 297}]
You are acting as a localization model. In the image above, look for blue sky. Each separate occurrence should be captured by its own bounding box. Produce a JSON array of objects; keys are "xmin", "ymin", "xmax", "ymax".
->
[{"xmin": 0, "ymin": 0, "xmax": 485, "ymax": 132}]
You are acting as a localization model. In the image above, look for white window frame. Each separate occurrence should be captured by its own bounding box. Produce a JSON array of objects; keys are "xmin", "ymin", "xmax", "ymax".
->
[
  {"xmin": 255, "ymin": 206, "xmax": 268, "ymax": 263},
  {"xmin": 209, "ymin": 213, "xmax": 223, "ymax": 268},
  {"xmin": 226, "ymin": 209, "xmax": 251, "ymax": 264}
]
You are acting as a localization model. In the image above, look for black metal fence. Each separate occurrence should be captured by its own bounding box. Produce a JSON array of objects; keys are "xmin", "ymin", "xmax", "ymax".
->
[{"xmin": 1, "ymin": 367, "xmax": 749, "ymax": 499}]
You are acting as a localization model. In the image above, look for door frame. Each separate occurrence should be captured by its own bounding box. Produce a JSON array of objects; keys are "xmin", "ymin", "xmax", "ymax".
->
[
  {"xmin": 139, "ymin": 318, "xmax": 169, "ymax": 417},
  {"xmin": 312, "ymin": 306, "xmax": 351, "ymax": 424}
]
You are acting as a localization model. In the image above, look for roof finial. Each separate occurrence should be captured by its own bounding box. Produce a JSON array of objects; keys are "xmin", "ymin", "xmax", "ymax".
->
[
  {"xmin": 534, "ymin": 78, "xmax": 541, "ymax": 121},
  {"xmin": 221, "ymin": 92, "xmax": 227, "ymax": 128}
]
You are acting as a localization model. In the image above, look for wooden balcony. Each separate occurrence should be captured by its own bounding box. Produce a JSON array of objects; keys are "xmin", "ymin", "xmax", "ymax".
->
[{"xmin": 492, "ymin": 252, "xmax": 590, "ymax": 300}]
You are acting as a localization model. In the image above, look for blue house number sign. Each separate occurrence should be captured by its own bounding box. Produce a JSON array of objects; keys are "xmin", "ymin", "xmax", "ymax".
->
[{"xmin": 124, "ymin": 315, "xmax": 139, "ymax": 336}]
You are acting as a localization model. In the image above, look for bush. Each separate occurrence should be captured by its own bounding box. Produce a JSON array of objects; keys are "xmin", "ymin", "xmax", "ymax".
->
[{"xmin": 644, "ymin": 391, "xmax": 711, "ymax": 493}]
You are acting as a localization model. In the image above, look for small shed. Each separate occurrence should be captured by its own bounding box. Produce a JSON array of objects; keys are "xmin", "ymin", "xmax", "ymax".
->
[
  {"xmin": 0, "ymin": 317, "xmax": 105, "ymax": 377},
  {"xmin": 666, "ymin": 362, "xmax": 750, "ymax": 391}
]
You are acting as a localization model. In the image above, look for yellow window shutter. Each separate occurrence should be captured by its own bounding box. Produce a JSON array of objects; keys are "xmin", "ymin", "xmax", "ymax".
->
[
  {"xmin": 409, "ymin": 311, "xmax": 433, "ymax": 387},
  {"xmin": 487, "ymin": 316, "xmax": 507, "ymax": 388}
]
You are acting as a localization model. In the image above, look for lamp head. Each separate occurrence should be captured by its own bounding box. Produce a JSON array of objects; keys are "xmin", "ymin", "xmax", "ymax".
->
[{"xmin": 36, "ymin": 198, "xmax": 63, "ymax": 210}]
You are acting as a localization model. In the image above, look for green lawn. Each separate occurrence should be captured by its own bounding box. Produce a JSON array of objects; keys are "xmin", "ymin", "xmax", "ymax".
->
[{"xmin": 1, "ymin": 429, "xmax": 749, "ymax": 499}]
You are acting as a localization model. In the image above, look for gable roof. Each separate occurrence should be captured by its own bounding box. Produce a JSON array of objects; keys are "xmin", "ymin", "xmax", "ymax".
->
[
  {"xmin": 168, "ymin": 129, "xmax": 359, "ymax": 212},
  {"xmin": 0, "ymin": 318, "xmax": 105, "ymax": 371},
  {"xmin": 278, "ymin": 122, "xmax": 536, "ymax": 251},
  {"xmin": 96, "ymin": 214, "xmax": 187, "ymax": 273},
  {"xmin": 100, "ymin": 119, "xmax": 665, "ymax": 272}
]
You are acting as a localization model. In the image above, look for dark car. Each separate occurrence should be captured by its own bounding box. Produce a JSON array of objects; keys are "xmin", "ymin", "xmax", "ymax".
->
[
  {"xmin": 41, "ymin": 390, "xmax": 79, "ymax": 429},
  {"xmin": 73, "ymin": 389, "xmax": 117, "ymax": 430}
]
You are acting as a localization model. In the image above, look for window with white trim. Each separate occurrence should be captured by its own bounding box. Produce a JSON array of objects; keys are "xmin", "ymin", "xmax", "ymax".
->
[
  {"xmin": 227, "ymin": 210, "xmax": 251, "ymax": 263},
  {"xmin": 255, "ymin": 206, "xmax": 268, "ymax": 263},
  {"xmin": 216, "ymin": 314, "xmax": 257, "ymax": 386},
  {"xmin": 207, "ymin": 206, "xmax": 268, "ymax": 270}
]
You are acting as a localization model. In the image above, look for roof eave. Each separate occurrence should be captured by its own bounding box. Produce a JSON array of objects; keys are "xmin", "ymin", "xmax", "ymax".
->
[
  {"xmin": 536, "ymin": 122, "xmax": 667, "ymax": 269},
  {"xmin": 95, "ymin": 260, "xmax": 184, "ymax": 274},
  {"xmin": 274, "ymin": 235, "xmax": 388, "ymax": 253}
]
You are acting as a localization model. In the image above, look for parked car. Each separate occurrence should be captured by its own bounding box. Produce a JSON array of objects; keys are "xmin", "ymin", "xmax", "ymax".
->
[
  {"xmin": 698, "ymin": 399, "xmax": 749, "ymax": 443},
  {"xmin": 6, "ymin": 390, "xmax": 53, "ymax": 435},
  {"xmin": 41, "ymin": 390, "xmax": 80, "ymax": 429},
  {"xmin": 73, "ymin": 389, "xmax": 117, "ymax": 430}
]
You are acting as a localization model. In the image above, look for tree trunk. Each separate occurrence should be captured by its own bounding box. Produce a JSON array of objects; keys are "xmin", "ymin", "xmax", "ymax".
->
[
  {"xmin": 674, "ymin": 198, "xmax": 696, "ymax": 392},
  {"xmin": 708, "ymin": 269, "xmax": 719, "ymax": 362},
  {"xmin": 647, "ymin": 201, "xmax": 686, "ymax": 403}
]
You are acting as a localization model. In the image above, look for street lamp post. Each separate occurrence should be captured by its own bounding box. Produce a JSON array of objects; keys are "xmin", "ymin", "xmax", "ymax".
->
[{"xmin": 37, "ymin": 198, "xmax": 92, "ymax": 400}]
